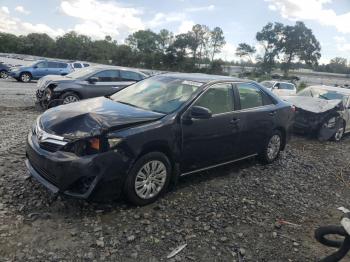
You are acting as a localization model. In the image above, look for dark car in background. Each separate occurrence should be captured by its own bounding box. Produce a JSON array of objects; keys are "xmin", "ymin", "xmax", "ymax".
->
[
  {"xmin": 9, "ymin": 60, "xmax": 73, "ymax": 82},
  {"xmin": 0, "ymin": 62, "xmax": 10, "ymax": 78},
  {"xmin": 36, "ymin": 65, "xmax": 148, "ymax": 108},
  {"xmin": 26, "ymin": 73, "xmax": 294, "ymax": 205}
]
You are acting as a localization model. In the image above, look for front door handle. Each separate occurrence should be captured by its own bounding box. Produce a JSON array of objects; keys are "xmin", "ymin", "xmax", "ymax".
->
[{"xmin": 269, "ymin": 111, "xmax": 276, "ymax": 116}]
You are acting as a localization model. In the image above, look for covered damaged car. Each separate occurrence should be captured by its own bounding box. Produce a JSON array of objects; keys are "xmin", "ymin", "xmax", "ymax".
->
[
  {"xmin": 283, "ymin": 85, "xmax": 350, "ymax": 141},
  {"xmin": 26, "ymin": 73, "xmax": 294, "ymax": 205}
]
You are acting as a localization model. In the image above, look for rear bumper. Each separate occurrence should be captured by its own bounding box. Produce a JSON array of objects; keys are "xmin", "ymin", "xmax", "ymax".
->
[{"xmin": 25, "ymin": 131, "xmax": 131, "ymax": 200}]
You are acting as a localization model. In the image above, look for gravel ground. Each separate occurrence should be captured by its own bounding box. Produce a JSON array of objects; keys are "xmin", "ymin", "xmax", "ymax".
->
[{"xmin": 1, "ymin": 77, "xmax": 350, "ymax": 261}]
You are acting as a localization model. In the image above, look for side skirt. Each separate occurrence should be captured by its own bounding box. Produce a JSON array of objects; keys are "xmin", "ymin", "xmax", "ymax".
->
[{"xmin": 180, "ymin": 154, "xmax": 258, "ymax": 177}]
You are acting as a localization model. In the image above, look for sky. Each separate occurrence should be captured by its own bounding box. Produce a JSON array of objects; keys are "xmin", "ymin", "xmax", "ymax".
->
[{"xmin": 1, "ymin": 0, "xmax": 350, "ymax": 64}]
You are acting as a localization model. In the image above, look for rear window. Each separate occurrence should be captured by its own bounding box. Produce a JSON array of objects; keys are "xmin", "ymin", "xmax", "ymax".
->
[
  {"xmin": 278, "ymin": 83, "xmax": 295, "ymax": 90},
  {"xmin": 261, "ymin": 81, "xmax": 274, "ymax": 89},
  {"xmin": 83, "ymin": 63, "xmax": 90, "ymax": 67},
  {"xmin": 120, "ymin": 70, "xmax": 143, "ymax": 81},
  {"xmin": 237, "ymin": 83, "xmax": 264, "ymax": 109}
]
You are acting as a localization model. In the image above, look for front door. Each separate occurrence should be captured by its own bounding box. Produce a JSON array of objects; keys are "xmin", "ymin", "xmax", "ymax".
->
[
  {"xmin": 181, "ymin": 83, "xmax": 241, "ymax": 173},
  {"xmin": 32, "ymin": 61, "xmax": 48, "ymax": 78},
  {"xmin": 82, "ymin": 69, "xmax": 122, "ymax": 98}
]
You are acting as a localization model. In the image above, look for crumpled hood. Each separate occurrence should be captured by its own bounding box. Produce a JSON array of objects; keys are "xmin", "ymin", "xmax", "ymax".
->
[
  {"xmin": 40, "ymin": 97, "xmax": 165, "ymax": 138},
  {"xmin": 282, "ymin": 96, "xmax": 342, "ymax": 113},
  {"xmin": 38, "ymin": 75, "xmax": 75, "ymax": 90}
]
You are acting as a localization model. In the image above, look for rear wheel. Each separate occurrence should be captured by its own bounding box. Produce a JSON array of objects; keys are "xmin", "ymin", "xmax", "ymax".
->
[
  {"xmin": 61, "ymin": 92, "xmax": 80, "ymax": 104},
  {"xmin": 19, "ymin": 72, "xmax": 31, "ymax": 83},
  {"xmin": 0, "ymin": 70, "xmax": 8, "ymax": 79},
  {"xmin": 124, "ymin": 152, "xmax": 171, "ymax": 206},
  {"xmin": 260, "ymin": 130, "xmax": 282, "ymax": 164}
]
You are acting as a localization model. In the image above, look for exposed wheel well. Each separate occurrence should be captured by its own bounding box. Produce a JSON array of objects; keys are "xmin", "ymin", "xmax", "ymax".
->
[
  {"xmin": 61, "ymin": 91, "xmax": 82, "ymax": 99},
  {"xmin": 137, "ymin": 145, "xmax": 174, "ymax": 166}
]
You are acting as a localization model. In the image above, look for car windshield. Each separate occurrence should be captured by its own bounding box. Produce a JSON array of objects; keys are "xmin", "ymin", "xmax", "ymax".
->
[
  {"xmin": 261, "ymin": 81, "xmax": 274, "ymax": 89},
  {"xmin": 111, "ymin": 76, "xmax": 202, "ymax": 114},
  {"xmin": 66, "ymin": 67, "xmax": 96, "ymax": 79}
]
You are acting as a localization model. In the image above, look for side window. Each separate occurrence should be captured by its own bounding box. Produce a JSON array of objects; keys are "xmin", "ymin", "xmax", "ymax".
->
[
  {"xmin": 83, "ymin": 63, "xmax": 90, "ymax": 67},
  {"xmin": 74, "ymin": 63, "xmax": 82, "ymax": 68},
  {"xmin": 92, "ymin": 70, "xmax": 120, "ymax": 82},
  {"xmin": 237, "ymin": 83, "xmax": 264, "ymax": 109},
  {"xmin": 59, "ymin": 63, "xmax": 68, "ymax": 68},
  {"xmin": 194, "ymin": 83, "xmax": 234, "ymax": 115},
  {"xmin": 120, "ymin": 70, "xmax": 142, "ymax": 81},
  {"xmin": 47, "ymin": 62, "xmax": 58, "ymax": 68},
  {"xmin": 36, "ymin": 62, "xmax": 47, "ymax": 68}
]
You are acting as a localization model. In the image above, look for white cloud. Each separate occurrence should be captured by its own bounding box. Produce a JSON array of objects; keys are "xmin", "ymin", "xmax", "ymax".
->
[
  {"xmin": 148, "ymin": 12, "xmax": 186, "ymax": 28},
  {"xmin": 60, "ymin": 0, "xmax": 144, "ymax": 40},
  {"xmin": 265, "ymin": 0, "xmax": 350, "ymax": 34},
  {"xmin": 177, "ymin": 20, "xmax": 195, "ymax": 34},
  {"xmin": 15, "ymin": 6, "xmax": 30, "ymax": 15},
  {"xmin": 185, "ymin": 5, "xmax": 215, "ymax": 12},
  {"xmin": 0, "ymin": 7, "xmax": 64, "ymax": 37},
  {"xmin": 217, "ymin": 43, "xmax": 238, "ymax": 61},
  {"xmin": 1, "ymin": 6, "xmax": 9, "ymax": 14},
  {"xmin": 334, "ymin": 36, "xmax": 350, "ymax": 52}
]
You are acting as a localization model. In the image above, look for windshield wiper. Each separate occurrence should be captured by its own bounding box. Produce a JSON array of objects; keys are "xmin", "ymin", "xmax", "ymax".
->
[{"xmin": 318, "ymin": 94, "xmax": 329, "ymax": 100}]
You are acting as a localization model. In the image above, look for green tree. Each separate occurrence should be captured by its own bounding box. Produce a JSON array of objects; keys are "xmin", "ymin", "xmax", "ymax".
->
[
  {"xmin": 209, "ymin": 27, "xmax": 225, "ymax": 62},
  {"xmin": 22, "ymin": 33, "xmax": 55, "ymax": 57},
  {"xmin": 55, "ymin": 31, "xmax": 92, "ymax": 60},
  {"xmin": 256, "ymin": 22, "xmax": 284, "ymax": 73},
  {"xmin": 235, "ymin": 43, "xmax": 256, "ymax": 64},
  {"xmin": 279, "ymin": 21, "xmax": 321, "ymax": 76}
]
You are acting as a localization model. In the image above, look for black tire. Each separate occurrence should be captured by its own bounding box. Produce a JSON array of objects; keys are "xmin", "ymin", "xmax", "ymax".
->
[
  {"xmin": 124, "ymin": 152, "xmax": 172, "ymax": 206},
  {"xmin": 60, "ymin": 92, "xmax": 80, "ymax": 105},
  {"xmin": 19, "ymin": 72, "xmax": 32, "ymax": 83},
  {"xmin": 315, "ymin": 225, "xmax": 347, "ymax": 248},
  {"xmin": 259, "ymin": 130, "xmax": 283, "ymax": 164},
  {"xmin": 0, "ymin": 70, "xmax": 8, "ymax": 79}
]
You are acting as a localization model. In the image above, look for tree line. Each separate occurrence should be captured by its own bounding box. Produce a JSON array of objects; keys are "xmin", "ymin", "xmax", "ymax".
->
[
  {"xmin": 1, "ymin": 21, "xmax": 350, "ymax": 75},
  {"xmin": 0, "ymin": 24, "xmax": 226, "ymax": 74}
]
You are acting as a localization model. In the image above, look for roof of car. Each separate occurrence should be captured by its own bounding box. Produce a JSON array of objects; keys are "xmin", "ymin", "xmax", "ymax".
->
[
  {"xmin": 308, "ymin": 85, "xmax": 350, "ymax": 95},
  {"xmin": 158, "ymin": 72, "xmax": 245, "ymax": 83},
  {"xmin": 88, "ymin": 65, "xmax": 148, "ymax": 75}
]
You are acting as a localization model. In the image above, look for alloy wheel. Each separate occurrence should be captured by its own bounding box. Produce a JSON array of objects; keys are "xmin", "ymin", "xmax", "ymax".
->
[
  {"xmin": 134, "ymin": 160, "xmax": 167, "ymax": 199},
  {"xmin": 0, "ymin": 71, "xmax": 8, "ymax": 79},
  {"xmin": 334, "ymin": 127, "xmax": 344, "ymax": 141},
  {"xmin": 267, "ymin": 134, "xmax": 281, "ymax": 161},
  {"xmin": 63, "ymin": 95, "xmax": 79, "ymax": 104},
  {"xmin": 21, "ymin": 73, "xmax": 30, "ymax": 82}
]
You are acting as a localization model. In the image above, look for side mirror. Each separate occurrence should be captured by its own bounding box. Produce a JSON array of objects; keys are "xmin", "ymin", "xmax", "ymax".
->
[
  {"xmin": 33, "ymin": 65, "xmax": 38, "ymax": 69},
  {"xmin": 88, "ymin": 77, "xmax": 98, "ymax": 84},
  {"xmin": 190, "ymin": 106, "xmax": 212, "ymax": 119}
]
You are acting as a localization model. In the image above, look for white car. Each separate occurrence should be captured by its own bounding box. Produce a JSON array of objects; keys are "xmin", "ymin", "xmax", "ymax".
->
[
  {"xmin": 260, "ymin": 81, "xmax": 297, "ymax": 96},
  {"xmin": 70, "ymin": 61, "xmax": 90, "ymax": 70}
]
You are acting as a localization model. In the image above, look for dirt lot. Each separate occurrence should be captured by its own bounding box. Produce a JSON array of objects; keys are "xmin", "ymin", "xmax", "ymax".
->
[{"xmin": 1, "ymin": 77, "xmax": 350, "ymax": 261}]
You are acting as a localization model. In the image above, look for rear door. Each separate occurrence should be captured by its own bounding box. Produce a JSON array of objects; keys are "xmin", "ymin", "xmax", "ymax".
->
[
  {"xmin": 47, "ymin": 62, "xmax": 60, "ymax": 75},
  {"xmin": 117, "ymin": 70, "xmax": 144, "ymax": 90},
  {"xmin": 181, "ymin": 83, "xmax": 242, "ymax": 172},
  {"xmin": 82, "ymin": 69, "xmax": 121, "ymax": 98},
  {"xmin": 234, "ymin": 82, "xmax": 277, "ymax": 155}
]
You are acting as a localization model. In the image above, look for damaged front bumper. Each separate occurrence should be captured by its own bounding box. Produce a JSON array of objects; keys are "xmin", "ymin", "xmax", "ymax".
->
[{"xmin": 25, "ymin": 131, "xmax": 131, "ymax": 200}]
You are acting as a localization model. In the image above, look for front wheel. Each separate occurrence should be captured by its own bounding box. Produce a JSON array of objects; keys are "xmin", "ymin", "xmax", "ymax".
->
[
  {"xmin": 60, "ymin": 92, "xmax": 80, "ymax": 105},
  {"xmin": 19, "ymin": 72, "xmax": 31, "ymax": 83},
  {"xmin": 124, "ymin": 152, "xmax": 171, "ymax": 206},
  {"xmin": 333, "ymin": 124, "xmax": 345, "ymax": 142},
  {"xmin": 260, "ymin": 130, "xmax": 282, "ymax": 164}
]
